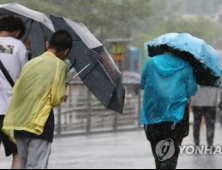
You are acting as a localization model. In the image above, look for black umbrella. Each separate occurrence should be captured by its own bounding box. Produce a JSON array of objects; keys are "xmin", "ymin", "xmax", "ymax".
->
[
  {"xmin": 50, "ymin": 16, "xmax": 125, "ymax": 114},
  {"xmin": 0, "ymin": 3, "xmax": 54, "ymax": 58}
]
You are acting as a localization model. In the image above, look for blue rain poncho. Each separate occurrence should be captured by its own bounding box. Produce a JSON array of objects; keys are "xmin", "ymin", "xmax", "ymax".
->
[{"xmin": 141, "ymin": 53, "xmax": 197, "ymax": 125}]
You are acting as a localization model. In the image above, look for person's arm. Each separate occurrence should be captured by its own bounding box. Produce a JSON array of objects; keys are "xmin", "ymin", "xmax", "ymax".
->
[
  {"xmin": 50, "ymin": 61, "xmax": 68, "ymax": 107},
  {"xmin": 186, "ymin": 67, "xmax": 198, "ymax": 98},
  {"xmin": 23, "ymin": 39, "xmax": 32, "ymax": 60},
  {"xmin": 217, "ymin": 89, "xmax": 222, "ymax": 109},
  {"xmin": 141, "ymin": 60, "xmax": 151, "ymax": 90}
]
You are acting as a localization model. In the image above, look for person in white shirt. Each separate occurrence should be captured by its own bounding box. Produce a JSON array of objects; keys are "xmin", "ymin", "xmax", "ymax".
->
[
  {"xmin": 0, "ymin": 15, "xmax": 28, "ymax": 169},
  {"xmin": 191, "ymin": 87, "xmax": 219, "ymax": 148}
]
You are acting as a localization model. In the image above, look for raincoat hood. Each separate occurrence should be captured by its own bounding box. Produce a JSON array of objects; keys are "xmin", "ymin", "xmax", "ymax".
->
[
  {"xmin": 154, "ymin": 53, "xmax": 189, "ymax": 77},
  {"xmin": 146, "ymin": 32, "xmax": 221, "ymax": 88},
  {"xmin": 140, "ymin": 53, "xmax": 197, "ymax": 125}
]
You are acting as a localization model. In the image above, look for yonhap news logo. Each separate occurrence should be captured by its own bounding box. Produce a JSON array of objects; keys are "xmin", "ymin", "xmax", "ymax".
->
[
  {"xmin": 156, "ymin": 139, "xmax": 222, "ymax": 162},
  {"xmin": 156, "ymin": 139, "xmax": 175, "ymax": 162},
  {"xmin": 180, "ymin": 146, "xmax": 222, "ymax": 155}
]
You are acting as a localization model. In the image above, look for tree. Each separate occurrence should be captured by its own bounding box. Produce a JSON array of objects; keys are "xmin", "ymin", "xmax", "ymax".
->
[
  {"xmin": 134, "ymin": 0, "xmax": 222, "ymax": 70},
  {"xmin": 0, "ymin": 0, "xmax": 152, "ymax": 43},
  {"xmin": 139, "ymin": 17, "xmax": 222, "ymax": 49}
]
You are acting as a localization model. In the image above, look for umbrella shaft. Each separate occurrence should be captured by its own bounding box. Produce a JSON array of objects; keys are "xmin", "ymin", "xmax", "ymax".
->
[{"xmin": 67, "ymin": 63, "xmax": 91, "ymax": 84}]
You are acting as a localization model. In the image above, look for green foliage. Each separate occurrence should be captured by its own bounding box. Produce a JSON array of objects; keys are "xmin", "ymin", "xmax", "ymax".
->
[
  {"xmin": 0, "ymin": 0, "xmax": 151, "ymax": 42},
  {"xmin": 139, "ymin": 17, "xmax": 222, "ymax": 49},
  {"xmin": 0, "ymin": 0, "xmax": 221, "ymax": 50}
]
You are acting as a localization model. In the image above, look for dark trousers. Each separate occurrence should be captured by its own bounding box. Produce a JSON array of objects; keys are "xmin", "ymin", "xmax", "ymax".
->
[
  {"xmin": 193, "ymin": 107, "xmax": 216, "ymax": 146},
  {"xmin": 145, "ymin": 124, "xmax": 183, "ymax": 169},
  {"xmin": 0, "ymin": 116, "xmax": 18, "ymax": 156},
  {"xmin": 144, "ymin": 106, "xmax": 189, "ymax": 169}
]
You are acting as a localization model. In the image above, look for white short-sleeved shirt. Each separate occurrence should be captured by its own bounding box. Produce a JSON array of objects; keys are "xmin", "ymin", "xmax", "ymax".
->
[
  {"xmin": 191, "ymin": 87, "xmax": 219, "ymax": 107},
  {"xmin": 0, "ymin": 37, "xmax": 28, "ymax": 115}
]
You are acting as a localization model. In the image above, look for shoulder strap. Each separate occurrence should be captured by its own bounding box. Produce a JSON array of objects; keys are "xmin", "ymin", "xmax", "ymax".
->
[{"xmin": 0, "ymin": 60, "xmax": 14, "ymax": 87}]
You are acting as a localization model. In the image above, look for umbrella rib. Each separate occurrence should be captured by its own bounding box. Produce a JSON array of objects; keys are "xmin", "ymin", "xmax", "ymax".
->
[
  {"xmin": 39, "ymin": 24, "xmax": 48, "ymax": 46},
  {"xmin": 80, "ymin": 60, "xmax": 99, "ymax": 81},
  {"xmin": 25, "ymin": 20, "xmax": 34, "ymax": 40},
  {"xmin": 68, "ymin": 59, "xmax": 77, "ymax": 72}
]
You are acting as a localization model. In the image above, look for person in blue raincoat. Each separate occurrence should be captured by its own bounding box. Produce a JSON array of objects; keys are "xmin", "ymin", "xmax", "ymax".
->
[{"xmin": 141, "ymin": 53, "xmax": 197, "ymax": 169}]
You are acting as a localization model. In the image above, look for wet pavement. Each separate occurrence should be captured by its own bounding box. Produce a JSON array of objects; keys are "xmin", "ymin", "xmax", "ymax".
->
[{"xmin": 1, "ymin": 124, "xmax": 222, "ymax": 169}]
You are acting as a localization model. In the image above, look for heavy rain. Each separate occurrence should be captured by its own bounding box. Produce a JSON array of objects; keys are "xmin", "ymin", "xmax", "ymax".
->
[{"xmin": 0, "ymin": 0, "xmax": 222, "ymax": 169}]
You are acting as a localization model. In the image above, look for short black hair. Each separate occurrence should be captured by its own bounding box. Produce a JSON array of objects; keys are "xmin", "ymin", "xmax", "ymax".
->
[
  {"xmin": 0, "ymin": 15, "xmax": 26, "ymax": 39},
  {"xmin": 49, "ymin": 30, "xmax": 72, "ymax": 52}
]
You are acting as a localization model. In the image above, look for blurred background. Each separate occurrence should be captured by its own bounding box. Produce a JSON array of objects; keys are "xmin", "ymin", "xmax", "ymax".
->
[{"xmin": 1, "ymin": 0, "xmax": 222, "ymax": 74}]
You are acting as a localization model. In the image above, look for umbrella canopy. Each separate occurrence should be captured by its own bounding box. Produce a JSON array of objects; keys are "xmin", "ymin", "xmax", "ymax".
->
[
  {"xmin": 146, "ymin": 33, "xmax": 221, "ymax": 88},
  {"xmin": 50, "ymin": 16, "xmax": 125, "ymax": 114},
  {"xmin": 0, "ymin": 3, "xmax": 55, "ymax": 57}
]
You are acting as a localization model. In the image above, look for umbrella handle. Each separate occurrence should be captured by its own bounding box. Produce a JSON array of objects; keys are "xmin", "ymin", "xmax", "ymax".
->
[{"xmin": 68, "ymin": 58, "xmax": 77, "ymax": 72}]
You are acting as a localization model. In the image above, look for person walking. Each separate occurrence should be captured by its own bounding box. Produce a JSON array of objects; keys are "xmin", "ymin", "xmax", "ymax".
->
[
  {"xmin": 2, "ymin": 30, "xmax": 72, "ymax": 169},
  {"xmin": 0, "ymin": 15, "xmax": 28, "ymax": 169},
  {"xmin": 191, "ymin": 87, "xmax": 219, "ymax": 148},
  {"xmin": 141, "ymin": 53, "xmax": 197, "ymax": 169}
]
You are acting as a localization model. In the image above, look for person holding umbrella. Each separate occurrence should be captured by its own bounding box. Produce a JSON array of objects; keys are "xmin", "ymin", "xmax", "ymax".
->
[
  {"xmin": 0, "ymin": 3, "xmax": 55, "ymax": 59},
  {"xmin": 142, "ymin": 33, "xmax": 221, "ymax": 169},
  {"xmin": 50, "ymin": 16, "xmax": 125, "ymax": 114},
  {"xmin": 0, "ymin": 15, "xmax": 28, "ymax": 169},
  {"xmin": 2, "ymin": 30, "xmax": 72, "ymax": 169},
  {"xmin": 141, "ymin": 52, "xmax": 197, "ymax": 169}
]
